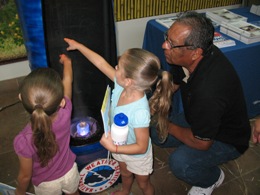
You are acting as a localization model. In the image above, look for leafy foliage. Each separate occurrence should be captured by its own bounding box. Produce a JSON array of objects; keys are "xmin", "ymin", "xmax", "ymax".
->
[{"xmin": 0, "ymin": 0, "xmax": 26, "ymax": 61}]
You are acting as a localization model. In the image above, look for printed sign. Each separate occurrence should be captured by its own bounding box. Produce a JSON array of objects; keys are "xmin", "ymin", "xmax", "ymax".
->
[{"xmin": 79, "ymin": 158, "xmax": 120, "ymax": 193}]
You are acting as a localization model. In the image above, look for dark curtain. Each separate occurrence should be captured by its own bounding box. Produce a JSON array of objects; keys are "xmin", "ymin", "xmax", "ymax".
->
[{"xmin": 42, "ymin": 0, "xmax": 117, "ymax": 143}]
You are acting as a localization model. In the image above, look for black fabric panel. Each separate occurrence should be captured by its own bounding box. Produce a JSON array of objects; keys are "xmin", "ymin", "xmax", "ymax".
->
[{"xmin": 42, "ymin": 0, "xmax": 117, "ymax": 141}]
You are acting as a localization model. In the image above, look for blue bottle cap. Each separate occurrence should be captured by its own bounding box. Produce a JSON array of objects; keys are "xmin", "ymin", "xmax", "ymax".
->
[{"xmin": 114, "ymin": 113, "xmax": 128, "ymax": 126}]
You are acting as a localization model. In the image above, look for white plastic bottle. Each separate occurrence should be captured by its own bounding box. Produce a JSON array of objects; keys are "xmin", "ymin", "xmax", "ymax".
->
[{"xmin": 111, "ymin": 113, "xmax": 129, "ymax": 145}]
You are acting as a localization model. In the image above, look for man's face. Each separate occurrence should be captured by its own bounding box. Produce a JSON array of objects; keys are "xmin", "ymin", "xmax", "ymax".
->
[{"xmin": 162, "ymin": 23, "xmax": 193, "ymax": 67}]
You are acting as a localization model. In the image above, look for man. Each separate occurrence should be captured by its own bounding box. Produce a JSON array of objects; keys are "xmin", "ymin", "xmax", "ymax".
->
[{"xmin": 150, "ymin": 11, "xmax": 251, "ymax": 195}]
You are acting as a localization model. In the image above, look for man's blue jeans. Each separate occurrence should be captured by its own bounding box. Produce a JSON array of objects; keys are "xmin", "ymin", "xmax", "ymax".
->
[{"xmin": 150, "ymin": 113, "xmax": 241, "ymax": 188}]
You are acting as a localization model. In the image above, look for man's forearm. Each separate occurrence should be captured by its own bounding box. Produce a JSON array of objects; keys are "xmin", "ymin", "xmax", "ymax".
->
[{"xmin": 168, "ymin": 122, "xmax": 213, "ymax": 150}]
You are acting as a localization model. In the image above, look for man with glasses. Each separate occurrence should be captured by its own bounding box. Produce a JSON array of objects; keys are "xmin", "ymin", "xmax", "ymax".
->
[{"xmin": 150, "ymin": 11, "xmax": 251, "ymax": 195}]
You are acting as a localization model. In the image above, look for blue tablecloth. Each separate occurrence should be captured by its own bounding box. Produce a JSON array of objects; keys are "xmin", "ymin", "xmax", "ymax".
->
[{"xmin": 143, "ymin": 7, "xmax": 260, "ymax": 119}]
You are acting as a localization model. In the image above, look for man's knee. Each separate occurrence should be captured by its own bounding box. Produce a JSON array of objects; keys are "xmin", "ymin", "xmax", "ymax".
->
[{"xmin": 169, "ymin": 151, "xmax": 186, "ymax": 177}]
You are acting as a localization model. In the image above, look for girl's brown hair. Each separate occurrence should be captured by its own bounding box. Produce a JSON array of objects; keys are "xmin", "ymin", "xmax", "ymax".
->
[
  {"xmin": 149, "ymin": 71, "xmax": 175, "ymax": 142},
  {"xmin": 20, "ymin": 68, "xmax": 64, "ymax": 167},
  {"xmin": 120, "ymin": 48, "xmax": 175, "ymax": 142}
]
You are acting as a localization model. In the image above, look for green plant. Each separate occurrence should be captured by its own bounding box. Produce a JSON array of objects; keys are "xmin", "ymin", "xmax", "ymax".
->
[
  {"xmin": 0, "ymin": 0, "xmax": 24, "ymax": 48},
  {"xmin": 0, "ymin": 37, "xmax": 26, "ymax": 61},
  {"xmin": 0, "ymin": 0, "xmax": 26, "ymax": 61}
]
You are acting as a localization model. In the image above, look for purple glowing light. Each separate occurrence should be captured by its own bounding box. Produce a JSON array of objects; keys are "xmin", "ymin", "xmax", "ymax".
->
[{"xmin": 76, "ymin": 121, "xmax": 90, "ymax": 136}]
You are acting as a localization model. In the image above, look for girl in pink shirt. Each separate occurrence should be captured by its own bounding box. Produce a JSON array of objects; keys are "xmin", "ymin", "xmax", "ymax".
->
[{"xmin": 14, "ymin": 54, "xmax": 80, "ymax": 195}]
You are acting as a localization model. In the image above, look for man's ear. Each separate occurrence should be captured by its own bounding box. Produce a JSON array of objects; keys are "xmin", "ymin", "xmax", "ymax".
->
[
  {"xmin": 60, "ymin": 98, "xmax": 66, "ymax": 108},
  {"xmin": 191, "ymin": 48, "xmax": 203, "ymax": 60}
]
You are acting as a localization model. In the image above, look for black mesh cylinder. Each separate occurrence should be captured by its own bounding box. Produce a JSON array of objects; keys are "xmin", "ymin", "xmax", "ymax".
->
[{"xmin": 42, "ymin": 0, "xmax": 117, "ymax": 145}]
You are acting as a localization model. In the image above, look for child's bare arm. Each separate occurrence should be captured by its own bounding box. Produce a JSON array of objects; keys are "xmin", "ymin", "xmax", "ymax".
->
[
  {"xmin": 59, "ymin": 54, "xmax": 73, "ymax": 100},
  {"xmin": 15, "ymin": 156, "xmax": 32, "ymax": 195},
  {"xmin": 100, "ymin": 127, "xmax": 150, "ymax": 155},
  {"xmin": 64, "ymin": 38, "xmax": 115, "ymax": 81},
  {"xmin": 253, "ymin": 118, "xmax": 260, "ymax": 144}
]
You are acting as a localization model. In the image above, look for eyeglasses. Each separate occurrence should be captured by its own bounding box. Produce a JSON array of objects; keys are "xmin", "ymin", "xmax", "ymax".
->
[{"xmin": 163, "ymin": 31, "xmax": 194, "ymax": 49}]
